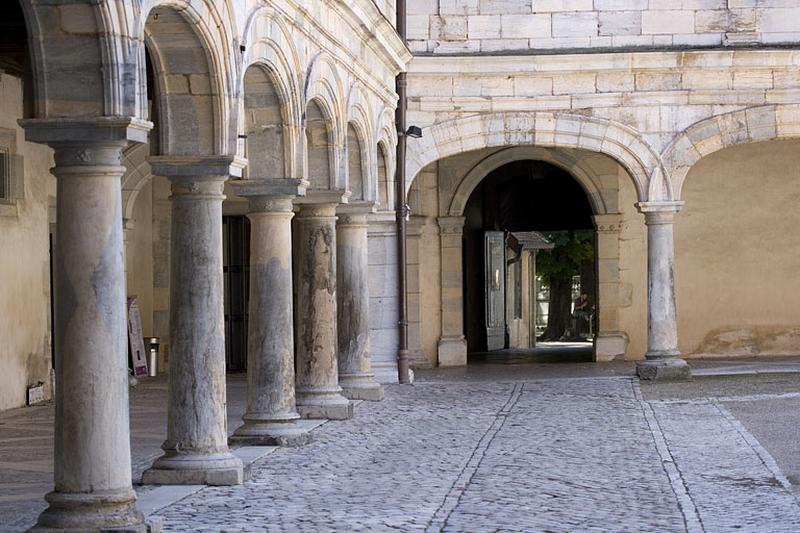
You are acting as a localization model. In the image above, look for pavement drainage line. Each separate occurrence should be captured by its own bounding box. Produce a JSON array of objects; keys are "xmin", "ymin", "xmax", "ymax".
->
[
  {"xmin": 650, "ymin": 392, "xmax": 800, "ymax": 406},
  {"xmin": 632, "ymin": 380, "xmax": 705, "ymax": 533},
  {"xmin": 411, "ymin": 376, "xmax": 634, "ymax": 387},
  {"xmin": 425, "ymin": 383, "xmax": 524, "ymax": 533},
  {"xmin": 711, "ymin": 400, "xmax": 800, "ymax": 505}
]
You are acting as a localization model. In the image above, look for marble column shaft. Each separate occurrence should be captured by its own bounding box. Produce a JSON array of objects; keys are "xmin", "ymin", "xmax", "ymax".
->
[
  {"xmin": 33, "ymin": 142, "xmax": 145, "ymax": 532},
  {"xmin": 638, "ymin": 203, "xmax": 690, "ymax": 380},
  {"xmin": 294, "ymin": 202, "xmax": 353, "ymax": 420},
  {"xmin": 230, "ymin": 180, "xmax": 319, "ymax": 446},
  {"xmin": 142, "ymin": 166, "xmax": 244, "ymax": 485},
  {"xmin": 337, "ymin": 211, "xmax": 384, "ymax": 401}
]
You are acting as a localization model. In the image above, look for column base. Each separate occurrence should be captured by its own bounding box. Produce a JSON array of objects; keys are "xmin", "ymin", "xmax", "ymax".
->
[
  {"xmin": 296, "ymin": 387, "xmax": 353, "ymax": 420},
  {"xmin": 637, "ymin": 355, "xmax": 691, "ymax": 381},
  {"xmin": 29, "ymin": 489, "xmax": 147, "ymax": 533},
  {"xmin": 229, "ymin": 418, "xmax": 322, "ymax": 447},
  {"xmin": 371, "ymin": 362, "xmax": 400, "ymax": 384},
  {"xmin": 339, "ymin": 373, "xmax": 385, "ymax": 401},
  {"xmin": 438, "ymin": 336, "xmax": 467, "ymax": 367},
  {"xmin": 594, "ymin": 332, "xmax": 628, "ymax": 362},
  {"xmin": 141, "ymin": 452, "xmax": 245, "ymax": 486}
]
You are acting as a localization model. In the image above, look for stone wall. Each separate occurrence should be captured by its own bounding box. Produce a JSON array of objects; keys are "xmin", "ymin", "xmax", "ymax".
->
[
  {"xmin": 408, "ymin": 0, "xmax": 800, "ymax": 54},
  {"xmin": 405, "ymin": 44, "xmax": 800, "ymax": 362},
  {"xmin": 0, "ymin": 73, "xmax": 54, "ymax": 411}
]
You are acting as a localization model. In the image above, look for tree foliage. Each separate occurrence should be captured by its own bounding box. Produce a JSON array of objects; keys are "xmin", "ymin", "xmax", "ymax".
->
[
  {"xmin": 537, "ymin": 230, "xmax": 594, "ymax": 341},
  {"xmin": 536, "ymin": 230, "xmax": 594, "ymax": 281}
]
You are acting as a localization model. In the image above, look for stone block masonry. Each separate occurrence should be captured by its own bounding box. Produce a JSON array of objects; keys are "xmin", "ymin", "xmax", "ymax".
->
[{"xmin": 408, "ymin": 1, "xmax": 800, "ymax": 53}]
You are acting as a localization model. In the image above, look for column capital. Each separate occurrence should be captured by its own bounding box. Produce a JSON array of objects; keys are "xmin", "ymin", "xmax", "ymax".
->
[
  {"xmin": 592, "ymin": 213, "xmax": 623, "ymax": 233},
  {"xmin": 20, "ymin": 117, "xmax": 152, "ymax": 146},
  {"xmin": 230, "ymin": 178, "xmax": 308, "ymax": 213},
  {"xmin": 437, "ymin": 216, "xmax": 466, "ymax": 235},
  {"xmin": 338, "ymin": 201, "xmax": 375, "ymax": 216},
  {"xmin": 296, "ymin": 202, "xmax": 338, "ymax": 218},
  {"xmin": 295, "ymin": 189, "xmax": 348, "ymax": 205},
  {"xmin": 637, "ymin": 201, "xmax": 684, "ymax": 220},
  {"xmin": 149, "ymin": 155, "xmax": 241, "ymax": 179},
  {"xmin": 337, "ymin": 202, "xmax": 374, "ymax": 226}
]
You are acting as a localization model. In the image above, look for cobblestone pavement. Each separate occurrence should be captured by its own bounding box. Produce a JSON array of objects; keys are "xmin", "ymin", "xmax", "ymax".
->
[
  {"xmin": 154, "ymin": 376, "xmax": 800, "ymax": 532},
  {"xmin": 4, "ymin": 368, "xmax": 800, "ymax": 532}
]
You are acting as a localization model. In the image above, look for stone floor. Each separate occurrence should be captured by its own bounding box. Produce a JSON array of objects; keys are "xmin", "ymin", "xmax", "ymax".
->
[{"xmin": 2, "ymin": 360, "xmax": 800, "ymax": 532}]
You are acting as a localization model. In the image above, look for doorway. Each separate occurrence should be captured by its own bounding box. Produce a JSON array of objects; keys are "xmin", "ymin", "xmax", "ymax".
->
[
  {"xmin": 463, "ymin": 160, "xmax": 596, "ymax": 362},
  {"xmin": 222, "ymin": 215, "xmax": 249, "ymax": 371}
]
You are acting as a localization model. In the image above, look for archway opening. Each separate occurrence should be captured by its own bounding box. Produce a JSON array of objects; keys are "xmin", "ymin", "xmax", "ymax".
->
[{"xmin": 463, "ymin": 159, "xmax": 596, "ymax": 363}]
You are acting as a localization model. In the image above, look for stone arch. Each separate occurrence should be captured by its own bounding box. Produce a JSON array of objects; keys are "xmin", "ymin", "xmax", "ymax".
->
[
  {"xmin": 662, "ymin": 105, "xmax": 800, "ymax": 200},
  {"xmin": 305, "ymin": 98, "xmax": 337, "ymax": 191},
  {"xmin": 376, "ymin": 140, "xmax": 394, "ymax": 212},
  {"xmin": 304, "ymin": 53, "xmax": 345, "ymax": 190},
  {"xmin": 407, "ymin": 112, "xmax": 660, "ymax": 203},
  {"xmin": 121, "ymin": 143, "xmax": 153, "ymax": 225},
  {"xmin": 17, "ymin": 1, "xmax": 112, "ymax": 118},
  {"xmin": 346, "ymin": 122, "xmax": 368, "ymax": 201},
  {"xmin": 346, "ymin": 84, "xmax": 374, "ymax": 202},
  {"xmin": 142, "ymin": 0, "xmax": 237, "ymax": 156},
  {"xmin": 240, "ymin": 7, "xmax": 303, "ymax": 178},
  {"xmin": 448, "ymin": 146, "xmax": 610, "ymax": 217},
  {"xmin": 375, "ymin": 108, "xmax": 397, "ymax": 211},
  {"xmin": 241, "ymin": 64, "xmax": 292, "ymax": 180}
]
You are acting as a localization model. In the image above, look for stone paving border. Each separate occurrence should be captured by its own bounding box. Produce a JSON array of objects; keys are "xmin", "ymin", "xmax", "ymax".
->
[
  {"xmin": 425, "ymin": 383, "xmax": 524, "ymax": 532},
  {"xmin": 633, "ymin": 380, "xmax": 704, "ymax": 533},
  {"xmin": 711, "ymin": 402, "xmax": 798, "ymax": 500}
]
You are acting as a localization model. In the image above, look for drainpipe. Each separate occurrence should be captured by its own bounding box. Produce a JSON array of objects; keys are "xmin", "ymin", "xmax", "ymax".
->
[{"xmin": 395, "ymin": 0, "xmax": 411, "ymax": 384}]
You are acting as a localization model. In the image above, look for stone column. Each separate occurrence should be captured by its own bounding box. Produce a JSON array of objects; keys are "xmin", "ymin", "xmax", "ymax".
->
[
  {"xmin": 294, "ymin": 199, "xmax": 353, "ymax": 419},
  {"xmin": 228, "ymin": 179, "xmax": 319, "ymax": 446},
  {"xmin": 637, "ymin": 202, "xmax": 690, "ymax": 380},
  {"xmin": 437, "ymin": 216, "xmax": 467, "ymax": 366},
  {"xmin": 337, "ymin": 206, "xmax": 384, "ymax": 401},
  {"xmin": 22, "ymin": 120, "xmax": 149, "ymax": 533},
  {"xmin": 593, "ymin": 214, "xmax": 628, "ymax": 361},
  {"xmin": 142, "ymin": 157, "xmax": 244, "ymax": 485}
]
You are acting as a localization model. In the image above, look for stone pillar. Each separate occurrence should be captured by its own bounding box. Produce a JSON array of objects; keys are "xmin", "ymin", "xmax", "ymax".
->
[
  {"xmin": 22, "ymin": 120, "xmax": 149, "ymax": 533},
  {"xmin": 294, "ymin": 199, "xmax": 353, "ymax": 419},
  {"xmin": 228, "ymin": 179, "xmax": 318, "ymax": 446},
  {"xmin": 593, "ymin": 214, "xmax": 628, "ymax": 361},
  {"xmin": 337, "ymin": 206, "xmax": 384, "ymax": 401},
  {"xmin": 437, "ymin": 216, "xmax": 467, "ymax": 366},
  {"xmin": 637, "ymin": 202, "xmax": 690, "ymax": 380},
  {"xmin": 366, "ymin": 213, "xmax": 401, "ymax": 383},
  {"xmin": 142, "ymin": 157, "xmax": 244, "ymax": 485}
]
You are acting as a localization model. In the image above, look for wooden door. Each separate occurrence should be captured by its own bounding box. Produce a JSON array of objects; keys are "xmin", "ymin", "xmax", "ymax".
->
[
  {"xmin": 223, "ymin": 216, "xmax": 250, "ymax": 371},
  {"xmin": 484, "ymin": 231, "xmax": 506, "ymax": 351}
]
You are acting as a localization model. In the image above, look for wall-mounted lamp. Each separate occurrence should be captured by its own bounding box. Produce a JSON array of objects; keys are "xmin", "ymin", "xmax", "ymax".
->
[{"xmin": 405, "ymin": 126, "xmax": 423, "ymax": 139}]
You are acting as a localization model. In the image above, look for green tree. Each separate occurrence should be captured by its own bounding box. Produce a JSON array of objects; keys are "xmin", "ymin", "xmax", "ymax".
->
[{"xmin": 537, "ymin": 230, "xmax": 594, "ymax": 340}]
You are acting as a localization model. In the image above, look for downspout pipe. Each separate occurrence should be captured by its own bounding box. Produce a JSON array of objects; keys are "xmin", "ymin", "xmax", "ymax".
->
[{"xmin": 395, "ymin": 0, "xmax": 411, "ymax": 384}]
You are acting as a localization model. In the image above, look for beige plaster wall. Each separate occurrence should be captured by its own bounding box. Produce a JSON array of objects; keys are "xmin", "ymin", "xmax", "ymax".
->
[
  {"xmin": 0, "ymin": 73, "xmax": 54, "ymax": 411},
  {"xmin": 617, "ymin": 167, "xmax": 648, "ymax": 361},
  {"xmin": 407, "ymin": 163, "xmax": 442, "ymax": 367},
  {"xmin": 676, "ymin": 139, "xmax": 800, "ymax": 358}
]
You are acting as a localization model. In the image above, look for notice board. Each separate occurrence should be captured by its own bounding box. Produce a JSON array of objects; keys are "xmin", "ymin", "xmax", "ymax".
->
[{"xmin": 127, "ymin": 296, "xmax": 149, "ymax": 377}]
